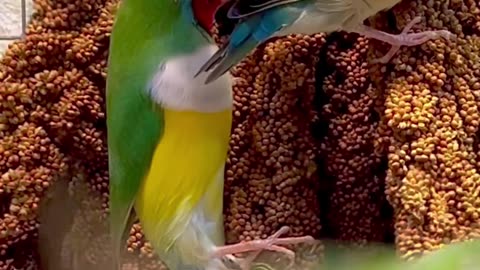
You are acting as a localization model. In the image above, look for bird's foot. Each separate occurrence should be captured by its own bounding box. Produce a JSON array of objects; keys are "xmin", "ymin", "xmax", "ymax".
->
[
  {"xmin": 212, "ymin": 226, "xmax": 315, "ymax": 270},
  {"xmin": 355, "ymin": 16, "xmax": 455, "ymax": 64}
]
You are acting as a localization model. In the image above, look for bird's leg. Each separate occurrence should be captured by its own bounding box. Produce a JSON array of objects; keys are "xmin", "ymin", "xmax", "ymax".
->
[
  {"xmin": 236, "ymin": 227, "xmax": 293, "ymax": 270},
  {"xmin": 211, "ymin": 226, "xmax": 315, "ymax": 270},
  {"xmin": 352, "ymin": 16, "xmax": 455, "ymax": 64}
]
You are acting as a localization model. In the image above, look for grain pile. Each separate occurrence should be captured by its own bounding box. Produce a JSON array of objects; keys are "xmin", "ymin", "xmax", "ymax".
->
[
  {"xmin": 223, "ymin": 33, "xmax": 325, "ymax": 243},
  {"xmin": 316, "ymin": 33, "xmax": 393, "ymax": 245},
  {"xmin": 370, "ymin": 0, "xmax": 480, "ymax": 258},
  {"xmin": 0, "ymin": 0, "xmax": 479, "ymax": 268},
  {"xmin": 0, "ymin": 0, "xmax": 116, "ymax": 268}
]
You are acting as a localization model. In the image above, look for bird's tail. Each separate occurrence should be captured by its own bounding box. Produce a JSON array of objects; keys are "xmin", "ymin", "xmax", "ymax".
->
[
  {"xmin": 110, "ymin": 209, "xmax": 137, "ymax": 270},
  {"xmin": 142, "ymin": 224, "xmax": 225, "ymax": 270},
  {"xmin": 137, "ymin": 205, "xmax": 227, "ymax": 270}
]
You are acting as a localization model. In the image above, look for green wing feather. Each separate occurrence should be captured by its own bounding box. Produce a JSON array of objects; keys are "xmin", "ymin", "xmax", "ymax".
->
[
  {"xmin": 106, "ymin": 0, "xmax": 212, "ymax": 267},
  {"xmin": 106, "ymin": 0, "xmax": 177, "ymax": 266}
]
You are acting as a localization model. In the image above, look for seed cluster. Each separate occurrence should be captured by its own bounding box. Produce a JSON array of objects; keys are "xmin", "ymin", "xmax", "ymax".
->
[
  {"xmin": 0, "ymin": 0, "xmax": 116, "ymax": 267},
  {"xmin": 370, "ymin": 0, "xmax": 480, "ymax": 258},
  {"xmin": 0, "ymin": 0, "xmax": 479, "ymax": 268},
  {"xmin": 316, "ymin": 33, "xmax": 393, "ymax": 245},
  {"xmin": 223, "ymin": 33, "xmax": 325, "ymax": 244}
]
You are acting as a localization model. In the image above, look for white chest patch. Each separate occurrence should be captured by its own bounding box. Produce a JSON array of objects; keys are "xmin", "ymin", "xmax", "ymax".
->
[{"xmin": 148, "ymin": 45, "xmax": 233, "ymax": 113}]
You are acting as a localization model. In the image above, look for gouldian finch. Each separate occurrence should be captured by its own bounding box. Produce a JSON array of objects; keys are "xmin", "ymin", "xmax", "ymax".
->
[
  {"xmin": 196, "ymin": 0, "xmax": 455, "ymax": 83},
  {"xmin": 106, "ymin": 0, "xmax": 314, "ymax": 270}
]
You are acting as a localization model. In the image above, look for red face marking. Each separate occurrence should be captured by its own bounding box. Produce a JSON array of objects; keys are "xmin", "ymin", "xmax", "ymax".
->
[{"xmin": 191, "ymin": 0, "xmax": 228, "ymax": 33}]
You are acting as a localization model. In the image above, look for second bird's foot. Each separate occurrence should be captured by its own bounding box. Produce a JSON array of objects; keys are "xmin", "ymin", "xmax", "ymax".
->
[{"xmin": 356, "ymin": 16, "xmax": 455, "ymax": 64}]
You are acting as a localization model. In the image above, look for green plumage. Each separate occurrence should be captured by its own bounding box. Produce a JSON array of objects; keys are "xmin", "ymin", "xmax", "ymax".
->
[{"xmin": 106, "ymin": 0, "xmax": 208, "ymax": 266}]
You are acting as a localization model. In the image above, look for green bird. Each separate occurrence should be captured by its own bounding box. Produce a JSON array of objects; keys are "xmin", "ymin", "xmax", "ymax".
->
[{"xmin": 106, "ymin": 0, "xmax": 315, "ymax": 269}]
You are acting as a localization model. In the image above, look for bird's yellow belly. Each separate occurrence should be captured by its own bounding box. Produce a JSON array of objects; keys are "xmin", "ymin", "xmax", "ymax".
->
[{"xmin": 134, "ymin": 108, "xmax": 232, "ymax": 251}]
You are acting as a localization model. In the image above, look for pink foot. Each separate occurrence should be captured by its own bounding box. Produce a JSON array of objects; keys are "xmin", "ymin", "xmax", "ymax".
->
[
  {"xmin": 354, "ymin": 16, "xmax": 455, "ymax": 64},
  {"xmin": 211, "ymin": 226, "xmax": 315, "ymax": 270}
]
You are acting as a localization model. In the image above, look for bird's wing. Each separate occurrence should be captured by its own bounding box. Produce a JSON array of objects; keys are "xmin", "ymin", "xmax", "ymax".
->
[
  {"xmin": 106, "ymin": 5, "xmax": 167, "ymax": 268},
  {"xmin": 224, "ymin": 0, "xmax": 353, "ymax": 19},
  {"xmin": 311, "ymin": 0, "xmax": 354, "ymax": 13},
  {"xmin": 225, "ymin": 0, "xmax": 303, "ymax": 19},
  {"xmin": 198, "ymin": 6, "xmax": 303, "ymax": 84}
]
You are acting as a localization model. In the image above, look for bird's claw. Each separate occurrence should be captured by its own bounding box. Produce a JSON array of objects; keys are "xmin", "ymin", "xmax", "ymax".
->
[
  {"xmin": 365, "ymin": 16, "xmax": 456, "ymax": 64},
  {"xmin": 214, "ymin": 226, "xmax": 315, "ymax": 270}
]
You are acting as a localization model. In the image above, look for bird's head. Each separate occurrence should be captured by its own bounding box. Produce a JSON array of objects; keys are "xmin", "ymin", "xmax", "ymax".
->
[{"xmin": 191, "ymin": 0, "xmax": 229, "ymax": 33}]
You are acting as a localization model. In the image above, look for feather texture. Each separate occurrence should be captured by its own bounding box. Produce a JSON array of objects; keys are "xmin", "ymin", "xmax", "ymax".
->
[
  {"xmin": 148, "ymin": 45, "xmax": 233, "ymax": 112},
  {"xmin": 134, "ymin": 109, "xmax": 232, "ymax": 269},
  {"xmin": 198, "ymin": 0, "xmax": 403, "ymax": 83},
  {"xmin": 107, "ymin": 0, "xmax": 215, "ymax": 267},
  {"xmin": 226, "ymin": 0, "xmax": 302, "ymax": 19},
  {"xmin": 191, "ymin": 0, "xmax": 226, "ymax": 31},
  {"xmin": 197, "ymin": 4, "xmax": 306, "ymax": 83}
]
